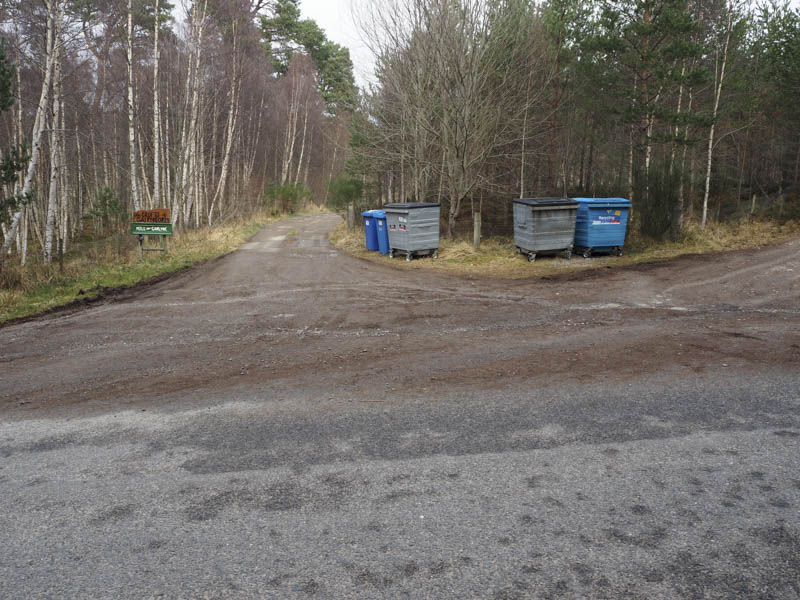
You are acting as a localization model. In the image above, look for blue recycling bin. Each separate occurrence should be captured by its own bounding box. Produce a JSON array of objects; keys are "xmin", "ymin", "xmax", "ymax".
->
[
  {"xmin": 362, "ymin": 210, "xmax": 379, "ymax": 251},
  {"xmin": 573, "ymin": 197, "xmax": 632, "ymax": 257},
  {"xmin": 373, "ymin": 210, "xmax": 389, "ymax": 254}
]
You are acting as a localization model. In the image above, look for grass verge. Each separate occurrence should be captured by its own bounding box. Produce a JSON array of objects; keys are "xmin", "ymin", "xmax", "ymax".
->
[
  {"xmin": 0, "ymin": 211, "xmax": 282, "ymax": 324},
  {"xmin": 329, "ymin": 218, "xmax": 800, "ymax": 279}
]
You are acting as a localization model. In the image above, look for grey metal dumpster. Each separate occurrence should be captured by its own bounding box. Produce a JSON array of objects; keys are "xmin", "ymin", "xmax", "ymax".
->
[
  {"xmin": 513, "ymin": 197, "xmax": 578, "ymax": 262},
  {"xmin": 384, "ymin": 202, "xmax": 440, "ymax": 261}
]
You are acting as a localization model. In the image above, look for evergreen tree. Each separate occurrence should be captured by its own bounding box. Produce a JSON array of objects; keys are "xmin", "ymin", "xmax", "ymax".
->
[
  {"xmin": 0, "ymin": 39, "xmax": 27, "ymax": 228},
  {"xmin": 591, "ymin": 0, "xmax": 703, "ymax": 236},
  {"xmin": 261, "ymin": 0, "xmax": 357, "ymax": 113},
  {"xmin": 756, "ymin": 3, "xmax": 800, "ymax": 189}
]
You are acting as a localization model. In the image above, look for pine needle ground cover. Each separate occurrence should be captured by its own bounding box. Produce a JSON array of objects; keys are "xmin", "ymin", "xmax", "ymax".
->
[
  {"xmin": 329, "ymin": 219, "xmax": 800, "ymax": 279},
  {"xmin": 0, "ymin": 214, "xmax": 277, "ymax": 324}
]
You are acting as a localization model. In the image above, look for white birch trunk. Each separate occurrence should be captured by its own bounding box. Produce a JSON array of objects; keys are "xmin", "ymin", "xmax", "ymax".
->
[
  {"xmin": 59, "ymin": 97, "xmax": 69, "ymax": 250},
  {"xmin": 520, "ymin": 100, "xmax": 529, "ymax": 198},
  {"xmin": 74, "ymin": 109, "xmax": 83, "ymax": 230},
  {"xmin": 1, "ymin": 0, "xmax": 60, "ymax": 258},
  {"xmin": 702, "ymin": 8, "xmax": 733, "ymax": 230},
  {"xmin": 244, "ymin": 89, "xmax": 265, "ymax": 183},
  {"xmin": 399, "ymin": 119, "xmax": 405, "ymax": 202},
  {"xmin": 677, "ymin": 87, "xmax": 694, "ymax": 233},
  {"xmin": 175, "ymin": 22, "xmax": 194, "ymax": 224},
  {"xmin": 20, "ymin": 207, "xmax": 28, "ymax": 267},
  {"xmin": 15, "ymin": 19, "xmax": 23, "ymax": 199},
  {"xmin": 195, "ymin": 118, "xmax": 204, "ymax": 228},
  {"xmin": 301, "ymin": 133, "xmax": 311, "ymax": 188},
  {"xmin": 100, "ymin": 130, "xmax": 109, "ymax": 187},
  {"xmin": 208, "ymin": 27, "xmax": 239, "ymax": 223},
  {"xmin": 280, "ymin": 71, "xmax": 300, "ymax": 185},
  {"xmin": 628, "ymin": 127, "xmax": 634, "ymax": 202},
  {"xmin": 670, "ymin": 61, "xmax": 687, "ymax": 175},
  {"xmin": 138, "ymin": 123, "xmax": 152, "ymax": 207},
  {"xmin": 15, "ymin": 19, "xmax": 27, "ymax": 265},
  {"xmin": 44, "ymin": 42, "xmax": 63, "ymax": 264},
  {"xmin": 153, "ymin": 0, "xmax": 162, "ymax": 209},
  {"xmin": 179, "ymin": 0, "xmax": 207, "ymax": 227},
  {"xmin": 294, "ymin": 97, "xmax": 310, "ymax": 184},
  {"xmin": 164, "ymin": 96, "xmax": 172, "ymax": 212},
  {"xmin": 127, "ymin": 0, "xmax": 141, "ymax": 211}
]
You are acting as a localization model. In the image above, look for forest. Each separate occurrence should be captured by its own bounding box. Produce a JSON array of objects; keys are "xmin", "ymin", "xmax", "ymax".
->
[
  {"xmin": 0, "ymin": 0, "xmax": 355, "ymax": 268},
  {"xmin": 352, "ymin": 0, "xmax": 800, "ymax": 240},
  {"xmin": 0, "ymin": 0, "xmax": 799, "ymax": 271}
]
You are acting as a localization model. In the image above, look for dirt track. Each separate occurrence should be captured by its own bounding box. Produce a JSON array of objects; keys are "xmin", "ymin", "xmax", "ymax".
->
[{"xmin": 1, "ymin": 212, "xmax": 798, "ymax": 419}]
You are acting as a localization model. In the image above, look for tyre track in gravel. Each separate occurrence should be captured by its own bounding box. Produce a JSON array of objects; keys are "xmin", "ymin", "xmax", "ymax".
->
[{"xmin": 1, "ymin": 213, "xmax": 799, "ymax": 419}]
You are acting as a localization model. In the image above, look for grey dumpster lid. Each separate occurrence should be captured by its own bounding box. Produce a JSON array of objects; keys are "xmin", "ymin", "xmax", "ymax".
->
[
  {"xmin": 384, "ymin": 202, "xmax": 440, "ymax": 209},
  {"xmin": 513, "ymin": 197, "xmax": 577, "ymax": 207}
]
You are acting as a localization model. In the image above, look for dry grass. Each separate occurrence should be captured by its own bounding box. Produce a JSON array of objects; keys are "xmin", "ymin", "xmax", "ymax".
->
[
  {"xmin": 625, "ymin": 219, "xmax": 800, "ymax": 260},
  {"xmin": 0, "ymin": 211, "xmax": 280, "ymax": 323},
  {"xmin": 329, "ymin": 217, "xmax": 800, "ymax": 279},
  {"xmin": 4, "ymin": 211, "xmax": 795, "ymax": 322}
]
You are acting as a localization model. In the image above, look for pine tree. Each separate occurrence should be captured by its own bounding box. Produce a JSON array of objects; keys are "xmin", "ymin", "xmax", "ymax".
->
[{"xmin": 0, "ymin": 39, "xmax": 27, "ymax": 228}]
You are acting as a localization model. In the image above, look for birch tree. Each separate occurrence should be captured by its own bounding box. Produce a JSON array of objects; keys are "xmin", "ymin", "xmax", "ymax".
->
[
  {"xmin": 1, "ymin": 0, "xmax": 62, "ymax": 261},
  {"xmin": 43, "ymin": 31, "xmax": 62, "ymax": 263},
  {"xmin": 152, "ymin": 0, "xmax": 162, "ymax": 209},
  {"xmin": 701, "ymin": 1, "xmax": 736, "ymax": 229},
  {"xmin": 208, "ymin": 18, "xmax": 241, "ymax": 223},
  {"xmin": 357, "ymin": 0, "xmax": 551, "ymax": 236},
  {"xmin": 127, "ymin": 0, "xmax": 141, "ymax": 211},
  {"xmin": 175, "ymin": 0, "xmax": 208, "ymax": 227}
]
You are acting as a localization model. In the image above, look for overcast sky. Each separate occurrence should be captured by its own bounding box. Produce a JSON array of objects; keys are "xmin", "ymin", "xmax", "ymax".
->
[
  {"xmin": 297, "ymin": 0, "xmax": 800, "ymax": 91},
  {"xmin": 177, "ymin": 0, "xmax": 800, "ymax": 92},
  {"xmin": 298, "ymin": 0, "xmax": 376, "ymax": 89}
]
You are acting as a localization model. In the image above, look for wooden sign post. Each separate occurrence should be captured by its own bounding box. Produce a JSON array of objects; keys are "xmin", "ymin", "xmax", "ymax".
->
[{"xmin": 131, "ymin": 209, "xmax": 172, "ymax": 259}]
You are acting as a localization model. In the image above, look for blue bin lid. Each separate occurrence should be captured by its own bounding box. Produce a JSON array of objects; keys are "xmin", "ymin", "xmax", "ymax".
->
[
  {"xmin": 361, "ymin": 210, "xmax": 375, "ymax": 217},
  {"xmin": 372, "ymin": 210, "xmax": 386, "ymax": 218},
  {"xmin": 572, "ymin": 197, "xmax": 632, "ymax": 207}
]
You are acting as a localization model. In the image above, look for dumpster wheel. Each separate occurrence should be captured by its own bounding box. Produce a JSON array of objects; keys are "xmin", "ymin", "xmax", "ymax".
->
[
  {"xmin": 388, "ymin": 249, "xmax": 394, "ymax": 259},
  {"xmin": 616, "ymin": 247, "xmax": 623, "ymax": 257},
  {"xmin": 528, "ymin": 253, "xmax": 536, "ymax": 263},
  {"xmin": 582, "ymin": 248, "xmax": 592, "ymax": 259},
  {"xmin": 406, "ymin": 252, "xmax": 413, "ymax": 262},
  {"xmin": 432, "ymin": 250, "xmax": 438, "ymax": 259}
]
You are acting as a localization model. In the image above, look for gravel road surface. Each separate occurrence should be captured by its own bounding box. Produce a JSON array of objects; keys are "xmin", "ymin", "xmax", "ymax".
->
[{"xmin": 1, "ymin": 213, "xmax": 799, "ymax": 598}]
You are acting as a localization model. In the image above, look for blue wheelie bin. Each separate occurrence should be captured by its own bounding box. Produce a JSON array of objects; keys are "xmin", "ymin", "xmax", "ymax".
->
[
  {"xmin": 573, "ymin": 198, "xmax": 632, "ymax": 257},
  {"xmin": 362, "ymin": 210, "xmax": 379, "ymax": 251},
  {"xmin": 373, "ymin": 210, "xmax": 389, "ymax": 254}
]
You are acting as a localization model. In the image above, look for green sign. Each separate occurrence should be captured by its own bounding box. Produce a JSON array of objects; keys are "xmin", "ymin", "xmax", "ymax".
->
[{"xmin": 131, "ymin": 222, "xmax": 173, "ymax": 235}]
